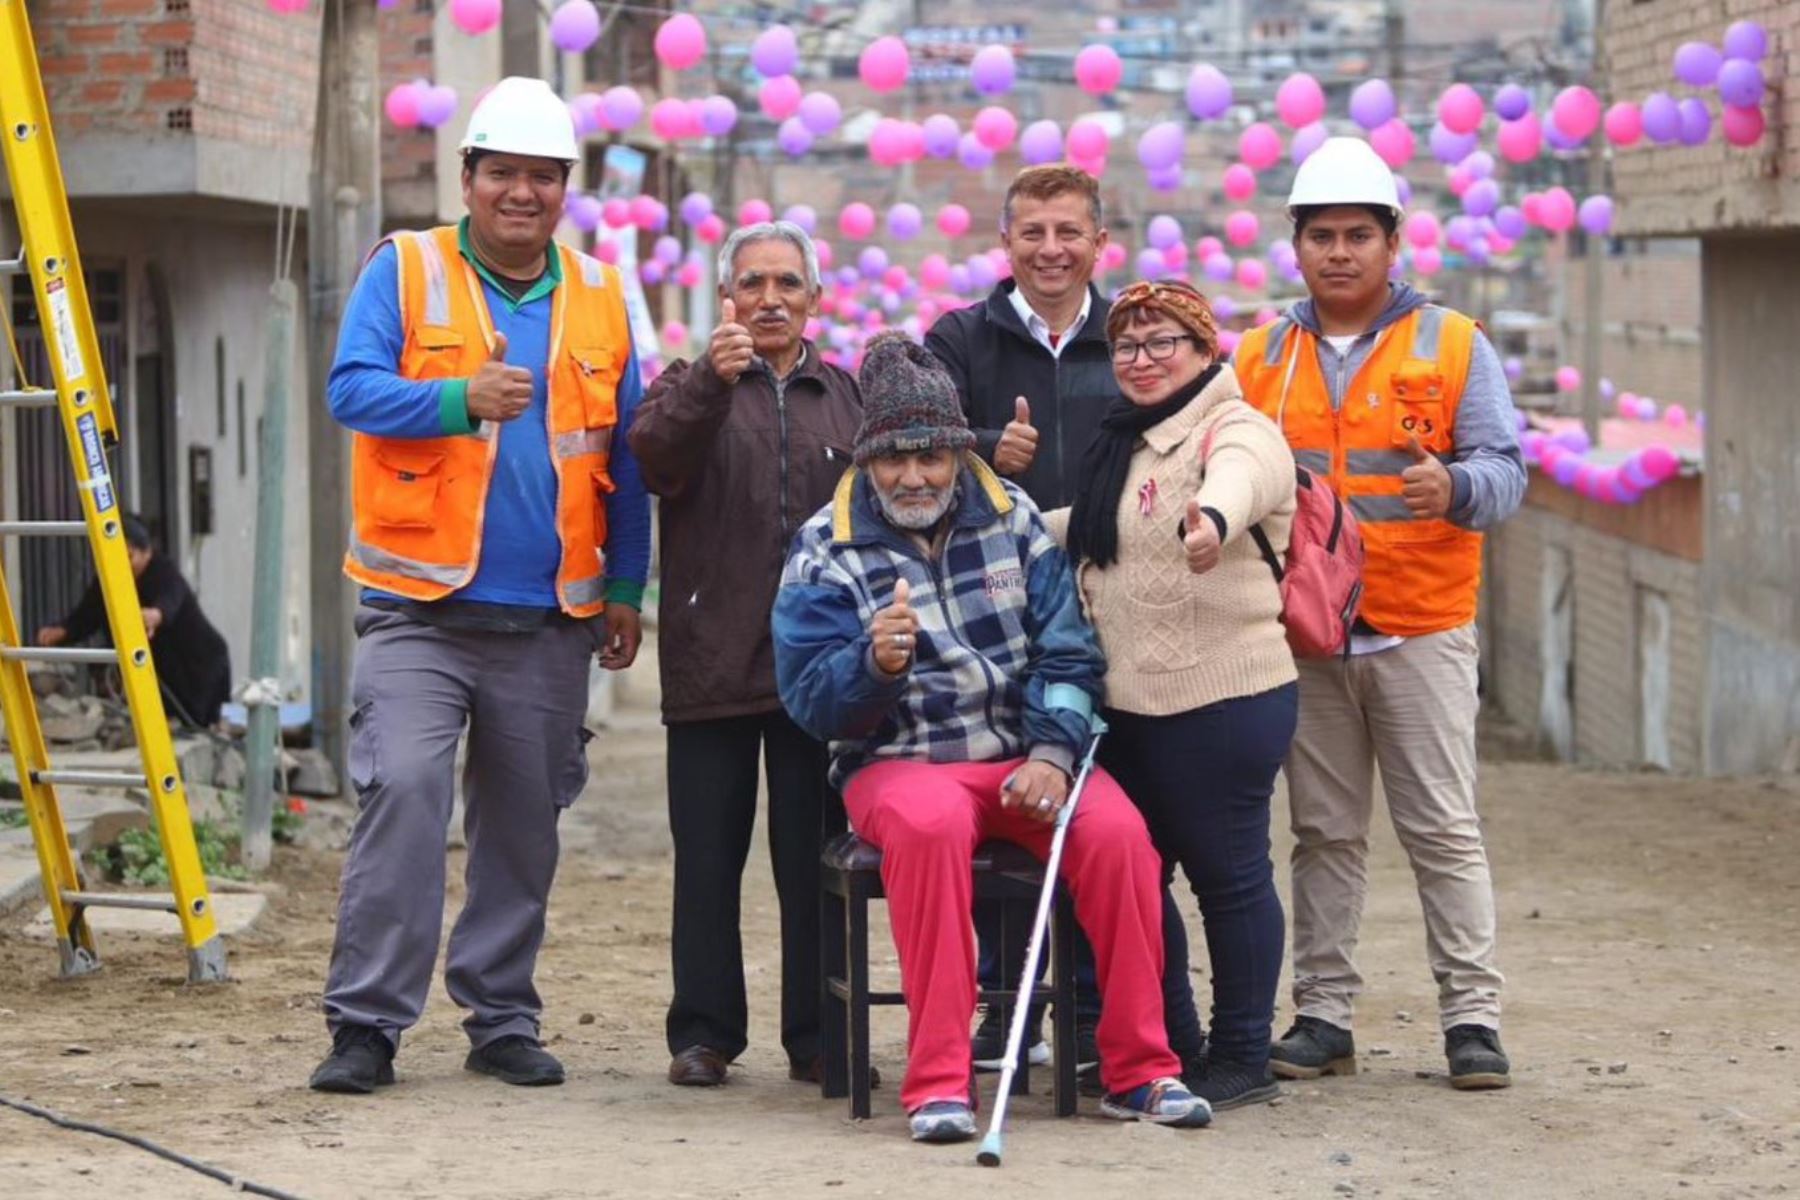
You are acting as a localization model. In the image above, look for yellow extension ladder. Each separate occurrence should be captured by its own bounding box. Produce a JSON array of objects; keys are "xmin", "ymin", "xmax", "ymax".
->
[{"xmin": 0, "ymin": 0, "xmax": 225, "ymax": 981}]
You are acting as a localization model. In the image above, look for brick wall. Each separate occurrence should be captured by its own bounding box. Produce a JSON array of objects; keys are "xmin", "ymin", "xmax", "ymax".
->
[
  {"xmin": 379, "ymin": 0, "xmax": 436, "ymax": 222},
  {"xmin": 1563, "ymin": 243, "xmax": 1705, "ymax": 407},
  {"xmin": 1606, "ymin": 0, "xmax": 1800, "ymax": 235},
  {"xmin": 1484, "ymin": 478, "xmax": 1706, "ymax": 772},
  {"xmin": 33, "ymin": 0, "xmax": 316, "ymax": 146}
]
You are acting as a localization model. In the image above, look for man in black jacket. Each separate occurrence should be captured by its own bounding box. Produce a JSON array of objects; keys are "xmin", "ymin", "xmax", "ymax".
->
[
  {"xmin": 923, "ymin": 164, "xmax": 1119, "ymax": 509},
  {"xmin": 36, "ymin": 514, "xmax": 231, "ymax": 727}
]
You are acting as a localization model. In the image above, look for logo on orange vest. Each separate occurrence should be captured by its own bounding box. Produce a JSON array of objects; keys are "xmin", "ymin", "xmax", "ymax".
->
[{"xmin": 985, "ymin": 567, "xmax": 1024, "ymax": 597}]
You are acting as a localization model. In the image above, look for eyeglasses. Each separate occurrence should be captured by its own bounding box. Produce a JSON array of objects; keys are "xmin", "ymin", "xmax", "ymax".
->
[{"xmin": 1110, "ymin": 334, "xmax": 1197, "ymax": 365}]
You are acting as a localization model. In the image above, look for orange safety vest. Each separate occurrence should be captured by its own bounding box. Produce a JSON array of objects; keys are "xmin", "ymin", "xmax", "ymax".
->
[
  {"xmin": 1237, "ymin": 306, "xmax": 1482, "ymax": 638},
  {"xmin": 342, "ymin": 225, "xmax": 630, "ymax": 618}
]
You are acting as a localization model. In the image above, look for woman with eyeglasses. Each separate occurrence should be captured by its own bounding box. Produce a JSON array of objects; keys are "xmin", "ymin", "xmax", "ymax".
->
[{"xmin": 1047, "ymin": 280, "xmax": 1299, "ymax": 1112}]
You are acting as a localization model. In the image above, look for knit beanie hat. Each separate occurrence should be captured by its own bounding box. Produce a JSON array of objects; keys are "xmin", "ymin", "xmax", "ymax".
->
[{"xmin": 853, "ymin": 331, "xmax": 975, "ymax": 466}]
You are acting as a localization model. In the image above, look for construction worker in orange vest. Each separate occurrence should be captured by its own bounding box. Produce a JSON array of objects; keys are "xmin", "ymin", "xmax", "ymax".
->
[
  {"xmin": 309, "ymin": 77, "xmax": 650, "ymax": 1095},
  {"xmin": 1234, "ymin": 137, "xmax": 1526, "ymax": 1091}
]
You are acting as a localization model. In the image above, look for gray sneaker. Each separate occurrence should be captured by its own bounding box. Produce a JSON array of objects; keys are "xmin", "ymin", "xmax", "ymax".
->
[
  {"xmin": 1445, "ymin": 1024, "xmax": 1511, "ymax": 1090},
  {"xmin": 909, "ymin": 1100, "xmax": 977, "ymax": 1143},
  {"xmin": 1269, "ymin": 1016, "xmax": 1357, "ymax": 1080}
]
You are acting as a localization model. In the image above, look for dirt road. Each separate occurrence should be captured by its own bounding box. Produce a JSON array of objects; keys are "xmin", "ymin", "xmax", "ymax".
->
[{"xmin": 3, "ymin": 642, "xmax": 1797, "ymax": 1199}]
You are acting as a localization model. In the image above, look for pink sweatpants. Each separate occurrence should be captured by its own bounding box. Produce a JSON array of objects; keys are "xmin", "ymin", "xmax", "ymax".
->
[{"xmin": 843, "ymin": 757, "xmax": 1181, "ymax": 1112}]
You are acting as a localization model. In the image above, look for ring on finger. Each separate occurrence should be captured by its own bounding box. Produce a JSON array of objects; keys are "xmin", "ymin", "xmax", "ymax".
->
[
  {"xmin": 1035, "ymin": 797, "xmax": 1051, "ymax": 811},
  {"xmin": 890, "ymin": 633, "xmax": 910, "ymax": 647}
]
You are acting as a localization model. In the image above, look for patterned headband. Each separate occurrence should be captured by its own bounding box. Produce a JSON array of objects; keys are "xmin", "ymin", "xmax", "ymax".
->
[{"xmin": 1107, "ymin": 280, "xmax": 1219, "ymax": 352}]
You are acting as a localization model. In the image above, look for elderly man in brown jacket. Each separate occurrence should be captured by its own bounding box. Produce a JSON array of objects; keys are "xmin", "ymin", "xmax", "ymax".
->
[{"xmin": 628, "ymin": 221, "xmax": 862, "ymax": 1088}]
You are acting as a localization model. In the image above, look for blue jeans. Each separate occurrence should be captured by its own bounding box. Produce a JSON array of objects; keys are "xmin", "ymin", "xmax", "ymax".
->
[{"xmin": 1098, "ymin": 683, "xmax": 1299, "ymax": 1070}]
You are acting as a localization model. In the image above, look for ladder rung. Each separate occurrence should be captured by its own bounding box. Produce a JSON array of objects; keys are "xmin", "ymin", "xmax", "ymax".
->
[
  {"xmin": 0, "ymin": 647, "xmax": 117, "ymax": 664},
  {"xmin": 61, "ymin": 890, "xmax": 178, "ymax": 913},
  {"xmin": 0, "ymin": 521, "xmax": 85, "ymax": 536},
  {"xmin": 0, "ymin": 389, "xmax": 56, "ymax": 408},
  {"xmin": 0, "ymin": 256, "xmax": 25, "ymax": 276},
  {"xmin": 32, "ymin": 769, "xmax": 148, "ymax": 789}
]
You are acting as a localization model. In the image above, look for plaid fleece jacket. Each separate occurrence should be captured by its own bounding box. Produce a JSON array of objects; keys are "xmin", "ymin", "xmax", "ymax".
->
[{"xmin": 773, "ymin": 454, "xmax": 1104, "ymax": 791}]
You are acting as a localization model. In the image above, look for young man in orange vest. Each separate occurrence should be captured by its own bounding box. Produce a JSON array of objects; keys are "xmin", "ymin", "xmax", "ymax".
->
[
  {"xmin": 309, "ymin": 77, "xmax": 649, "ymax": 1094},
  {"xmin": 1235, "ymin": 138, "xmax": 1526, "ymax": 1090}
]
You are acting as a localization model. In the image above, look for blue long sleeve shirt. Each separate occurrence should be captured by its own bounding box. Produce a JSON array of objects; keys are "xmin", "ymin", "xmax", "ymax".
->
[{"xmin": 327, "ymin": 229, "xmax": 650, "ymax": 609}]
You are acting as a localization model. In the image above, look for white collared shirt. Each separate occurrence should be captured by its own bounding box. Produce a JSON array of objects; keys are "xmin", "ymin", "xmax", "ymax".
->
[{"xmin": 1008, "ymin": 286, "xmax": 1092, "ymax": 361}]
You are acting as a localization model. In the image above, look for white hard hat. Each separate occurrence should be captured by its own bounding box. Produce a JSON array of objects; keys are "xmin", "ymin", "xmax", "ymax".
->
[
  {"xmin": 460, "ymin": 76, "xmax": 580, "ymax": 163},
  {"xmin": 1287, "ymin": 136, "xmax": 1403, "ymax": 220}
]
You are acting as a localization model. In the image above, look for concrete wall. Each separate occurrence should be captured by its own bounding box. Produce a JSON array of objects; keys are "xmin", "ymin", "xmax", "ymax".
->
[
  {"xmin": 1562, "ymin": 241, "xmax": 1704, "ymax": 410},
  {"xmin": 1606, "ymin": 0, "xmax": 1800, "ymax": 237},
  {"xmin": 1485, "ymin": 476, "xmax": 1706, "ymax": 773},
  {"xmin": 1699, "ymin": 234, "xmax": 1800, "ymax": 774}
]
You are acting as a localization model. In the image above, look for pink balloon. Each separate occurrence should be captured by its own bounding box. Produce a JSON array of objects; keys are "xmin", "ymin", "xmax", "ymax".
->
[
  {"xmin": 1603, "ymin": 102, "xmax": 1643, "ymax": 148},
  {"xmin": 1100, "ymin": 243, "xmax": 1129, "ymax": 273},
  {"xmin": 1162, "ymin": 243, "xmax": 1189, "ymax": 270},
  {"xmin": 1551, "ymin": 86, "xmax": 1602, "ymax": 143},
  {"xmin": 1437, "ymin": 83, "xmax": 1485, "ymax": 134},
  {"xmin": 1074, "ymin": 44, "xmax": 1122, "ymax": 96},
  {"xmin": 737, "ymin": 198, "xmax": 773, "ymax": 226},
  {"xmin": 601, "ymin": 197, "xmax": 631, "ymax": 229},
  {"xmin": 1722, "ymin": 103, "xmax": 1766, "ymax": 147},
  {"xmin": 1196, "ymin": 236, "xmax": 1223, "ymax": 259},
  {"xmin": 653, "ymin": 13, "xmax": 706, "ymax": 71},
  {"xmin": 759, "ymin": 75, "xmax": 802, "ymax": 121},
  {"xmin": 972, "ymin": 106, "xmax": 1018, "ymax": 152},
  {"xmin": 1414, "ymin": 247, "xmax": 1443, "ymax": 276},
  {"xmin": 384, "ymin": 83, "xmax": 422, "ymax": 128},
  {"xmin": 1067, "ymin": 119, "xmax": 1110, "ymax": 161},
  {"xmin": 1276, "ymin": 73, "xmax": 1326, "ymax": 129},
  {"xmin": 1640, "ymin": 445, "xmax": 1680, "ymax": 482},
  {"xmin": 1221, "ymin": 163, "xmax": 1257, "ymax": 202},
  {"xmin": 859, "ymin": 36, "xmax": 910, "ymax": 93},
  {"xmin": 1447, "ymin": 166, "xmax": 1474, "ymax": 197},
  {"xmin": 839, "ymin": 202, "xmax": 876, "ymax": 240},
  {"xmin": 695, "ymin": 214, "xmax": 726, "ymax": 245},
  {"xmin": 1239, "ymin": 122, "xmax": 1282, "ymax": 171},
  {"xmin": 936, "ymin": 204, "xmax": 971, "ymax": 238},
  {"xmin": 650, "ymin": 97, "xmax": 692, "ymax": 141},
  {"xmin": 1405, "ymin": 212, "xmax": 1441, "ymax": 249},
  {"xmin": 1663, "ymin": 403, "xmax": 1688, "ymax": 428},
  {"xmin": 1539, "ymin": 187, "xmax": 1577, "ymax": 233},
  {"xmin": 1555, "ymin": 365, "xmax": 1581, "ymax": 392},
  {"xmin": 1497, "ymin": 113, "xmax": 1542, "ymax": 163},
  {"xmin": 1224, "ymin": 210, "xmax": 1260, "ymax": 248},
  {"xmin": 662, "ymin": 320, "xmax": 689, "ymax": 346},
  {"xmin": 448, "ymin": 0, "xmax": 500, "ymax": 35},
  {"xmin": 1369, "ymin": 120, "xmax": 1415, "ymax": 168},
  {"xmin": 1235, "ymin": 258, "xmax": 1268, "ymax": 290},
  {"xmin": 593, "ymin": 239, "xmax": 620, "ymax": 265},
  {"xmin": 920, "ymin": 254, "xmax": 951, "ymax": 291}
]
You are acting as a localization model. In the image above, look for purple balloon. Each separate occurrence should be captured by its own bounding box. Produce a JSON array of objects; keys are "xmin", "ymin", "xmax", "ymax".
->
[
  {"xmin": 1503, "ymin": 355, "xmax": 1523, "ymax": 382},
  {"xmin": 1018, "ymin": 120, "xmax": 1064, "ymax": 166},
  {"xmin": 1717, "ymin": 59, "xmax": 1764, "ymax": 108},
  {"xmin": 1211, "ymin": 295, "xmax": 1238, "ymax": 321},
  {"xmin": 776, "ymin": 117, "xmax": 813, "ymax": 156},
  {"xmin": 653, "ymin": 235, "xmax": 682, "ymax": 265},
  {"xmin": 600, "ymin": 86, "xmax": 643, "ymax": 131},
  {"xmin": 1543, "ymin": 112, "xmax": 1582, "ymax": 152},
  {"xmin": 835, "ymin": 266, "xmax": 859, "ymax": 288},
  {"xmin": 1493, "ymin": 205, "xmax": 1527, "ymax": 239},
  {"xmin": 1430, "ymin": 122, "xmax": 1479, "ymax": 165},
  {"xmin": 1461, "ymin": 178, "xmax": 1500, "ymax": 217},
  {"xmin": 957, "ymin": 131, "xmax": 995, "ymax": 170},
  {"xmin": 967, "ymin": 255, "xmax": 998, "ymax": 290},
  {"xmin": 640, "ymin": 259, "xmax": 665, "ymax": 286},
  {"xmin": 549, "ymin": 0, "xmax": 601, "ymax": 54},
  {"xmin": 1445, "ymin": 215, "xmax": 1475, "ymax": 250},
  {"xmin": 1393, "ymin": 175, "xmax": 1413, "ymax": 207},
  {"xmin": 1723, "ymin": 21, "xmax": 1768, "ymax": 62},
  {"xmin": 417, "ymin": 84, "xmax": 458, "ymax": 128},
  {"xmin": 1493, "ymin": 83, "xmax": 1531, "ymax": 122},
  {"xmin": 1135, "ymin": 248, "xmax": 1166, "ymax": 279},
  {"xmin": 969, "ymin": 44, "xmax": 1015, "ymax": 96},
  {"xmin": 751, "ymin": 25, "xmax": 798, "ymax": 78},
  {"xmin": 1146, "ymin": 214, "xmax": 1183, "ymax": 250},
  {"xmin": 1464, "ymin": 150, "xmax": 1496, "ymax": 179},
  {"xmin": 798, "ymin": 91, "xmax": 842, "ymax": 136},
  {"xmin": 1672, "ymin": 41, "xmax": 1722, "ymax": 87},
  {"xmin": 699, "ymin": 95, "xmax": 738, "ymax": 137},
  {"xmin": 1349, "ymin": 79, "xmax": 1396, "ymax": 130},
  {"xmin": 567, "ymin": 193, "xmax": 602, "ymax": 232},
  {"xmin": 887, "ymin": 202, "xmax": 923, "ymax": 240},
  {"xmin": 1186, "ymin": 64, "xmax": 1233, "ymax": 120},
  {"xmin": 1642, "ymin": 92, "xmax": 1681, "ymax": 143},
  {"xmin": 1551, "ymin": 456, "xmax": 1582, "ymax": 487},
  {"xmin": 1290, "ymin": 121, "xmax": 1329, "ymax": 164},
  {"xmin": 1137, "ymin": 121, "xmax": 1186, "ymax": 170},
  {"xmin": 948, "ymin": 265, "xmax": 972, "ymax": 293},
  {"xmin": 922, "ymin": 114, "xmax": 961, "ymax": 158},
  {"xmin": 1677, "ymin": 98, "xmax": 1712, "ymax": 145},
  {"xmin": 678, "ymin": 191, "xmax": 713, "ymax": 225},
  {"xmin": 1202, "ymin": 252, "xmax": 1233, "ymax": 282},
  {"xmin": 857, "ymin": 246, "xmax": 889, "ymax": 279},
  {"xmin": 1578, "ymin": 195, "xmax": 1613, "ymax": 236},
  {"xmin": 1147, "ymin": 163, "xmax": 1183, "ymax": 192},
  {"xmin": 782, "ymin": 204, "xmax": 817, "ymax": 235}
]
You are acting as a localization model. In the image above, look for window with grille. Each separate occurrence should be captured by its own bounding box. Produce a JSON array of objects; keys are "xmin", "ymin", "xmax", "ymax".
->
[{"xmin": 165, "ymin": 108, "xmax": 192, "ymax": 131}]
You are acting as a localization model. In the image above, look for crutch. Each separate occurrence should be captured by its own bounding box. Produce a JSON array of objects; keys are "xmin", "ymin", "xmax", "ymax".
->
[{"xmin": 977, "ymin": 717, "xmax": 1108, "ymax": 1168}]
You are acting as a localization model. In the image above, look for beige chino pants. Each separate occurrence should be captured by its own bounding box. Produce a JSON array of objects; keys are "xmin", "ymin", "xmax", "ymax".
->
[{"xmin": 1285, "ymin": 623, "xmax": 1503, "ymax": 1032}]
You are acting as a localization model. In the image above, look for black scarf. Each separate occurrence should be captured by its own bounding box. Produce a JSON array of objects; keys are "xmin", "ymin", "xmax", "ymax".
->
[{"xmin": 1066, "ymin": 363, "xmax": 1222, "ymax": 570}]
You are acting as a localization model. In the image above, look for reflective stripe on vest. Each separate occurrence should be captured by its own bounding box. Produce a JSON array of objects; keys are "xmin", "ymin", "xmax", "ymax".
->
[
  {"xmin": 347, "ymin": 534, "xmax": 467, "ymax": 587},
  {"xmin": 406, "ymin": 230, "xmax": 454, "ymax": 328}
]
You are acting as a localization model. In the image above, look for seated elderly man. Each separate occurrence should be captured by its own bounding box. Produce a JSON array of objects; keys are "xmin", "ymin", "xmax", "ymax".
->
[{"xmin": 772, "ymin": 331, "xmax": 1210, "ymax": 1143}]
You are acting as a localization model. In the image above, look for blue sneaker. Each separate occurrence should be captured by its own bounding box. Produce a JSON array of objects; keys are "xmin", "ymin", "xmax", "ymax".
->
[
  {"xmin": 1099, "ymin": 1076, "xmax": 1213, "ymax": 1128},
  {"xmin": 909, "ymin": 1100, "xmax": 977, "ymax": 1143}
]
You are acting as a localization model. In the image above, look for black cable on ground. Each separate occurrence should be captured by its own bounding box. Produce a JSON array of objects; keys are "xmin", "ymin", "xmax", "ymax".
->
[{"xmin": 0, "ymin": 1092, "xmax": 311, "ymax": 1200}]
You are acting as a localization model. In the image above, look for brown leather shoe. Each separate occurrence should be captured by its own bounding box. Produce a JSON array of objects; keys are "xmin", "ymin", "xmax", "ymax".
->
[
  {"xmin": 787, "ymin": 1056, "xmax": 880, "ymax": 1088},
  {"xmin": 668, "ymin": 1045, "xmax": 729, "ymax": 1087}
]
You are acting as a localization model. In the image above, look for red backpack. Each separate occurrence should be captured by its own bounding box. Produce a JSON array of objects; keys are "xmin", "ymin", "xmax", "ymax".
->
[{"xmin": 1203, "ymin": 424, "xmax": 1365, "ymax": 659}]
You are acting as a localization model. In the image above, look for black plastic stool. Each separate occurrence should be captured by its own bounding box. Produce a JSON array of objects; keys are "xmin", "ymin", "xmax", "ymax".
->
[{"xmin": 818, "ymin": 831, "xmax": 1079, "ymax": 1119}]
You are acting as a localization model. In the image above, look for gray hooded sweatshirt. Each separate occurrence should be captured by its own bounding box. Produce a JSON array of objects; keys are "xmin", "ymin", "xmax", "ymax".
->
[{"xmin": 1252, "ymin": 282, "xmax": 1527, "ymax": 531}]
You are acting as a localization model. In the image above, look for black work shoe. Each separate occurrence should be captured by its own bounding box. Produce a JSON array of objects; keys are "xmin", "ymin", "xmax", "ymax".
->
[
  {"xmin": 971, "ymin": 1003, "xmax": 1048, "ymax": 1071},
  {"xmin": 1445, "ymin": 1024, "xmax": 1511, "ymax": 1090},
  {"xmin": 1076, "ymin": 1023, "xmax": 1106, "ymax": 1097},
  {"xmin": 465, "ymin": 1035, "xmax": 565, "ymax": 1086},
  {"xmin": 1183, "ymin": 1057, "xmax": 1282, "ymax": 1111},
  {"xmin": 308, "ymin": 1024, "xmax": 395, "ymax": 1094},
  {"xmin": 1269, "ymin": 1016, "xmax": 1357, "ymax": 1080}
]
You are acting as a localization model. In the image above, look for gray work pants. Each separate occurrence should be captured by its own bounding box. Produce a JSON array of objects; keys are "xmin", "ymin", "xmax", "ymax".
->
[{"xmin": 323, "ymin": 605, "xmax": 595, "ymax": 1050}]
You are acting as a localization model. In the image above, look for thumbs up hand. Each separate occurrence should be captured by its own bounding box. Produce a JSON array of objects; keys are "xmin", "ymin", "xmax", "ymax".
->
[
  {"xmin": 1400, "ymin": 433, "xmax": 1452, "ymax": 519},
  {"xmin": 709, "ymin": 297, "xmax": 757, "ymax": 384},
  {"xmin": 994, "ymin": 394, "xmax": 1039, "ymax": 476},
  {"xmin": 466, "ymin": 330, "xmax": 535, "ymax": 423},
  {"xmin": 1183, "ymin": 498, "xmax": 1222, "ymax": 574},
  {"xmin": 870, "ymin": 575, "xmax": 920, "ymax": 676}
]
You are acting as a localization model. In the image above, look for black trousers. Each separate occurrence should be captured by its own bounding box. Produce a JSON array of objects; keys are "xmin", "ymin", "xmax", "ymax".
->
[{"xmin": 664, "ymin": 710, "xmax": 842, "ymax": 1065}]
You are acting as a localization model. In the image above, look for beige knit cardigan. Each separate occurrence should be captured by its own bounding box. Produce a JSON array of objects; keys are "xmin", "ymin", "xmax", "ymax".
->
[{"xmin": 1046, "ymin": 364, "xmax": 1298, "ymax": 716}]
